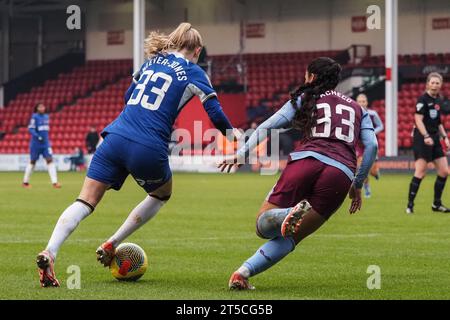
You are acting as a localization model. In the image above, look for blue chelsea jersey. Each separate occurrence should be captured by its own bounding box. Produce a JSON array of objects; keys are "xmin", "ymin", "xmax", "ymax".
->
[
  {"xmin": 28, "ymin": 113, "xmax": 50, "ymax": 145},
  {"xmin": 103, "ymin": 52, "xmax": 218, "ymax": 151}
]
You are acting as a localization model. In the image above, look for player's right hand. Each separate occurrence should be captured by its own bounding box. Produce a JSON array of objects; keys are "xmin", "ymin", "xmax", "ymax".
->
[
  {"xmin": 424, "ymin": 137, "xmax": 434, "ymax": 146},
  {"xmin": 348, "ymin": 184, "xmax": 362, "ymax": 214},
  {"xmin": 217, "ymin": 154, "xmax": 244, "ymax": 173},
  {"xmin": 37, "ymin": 136, "xmax": 44, "ymax": 142}
]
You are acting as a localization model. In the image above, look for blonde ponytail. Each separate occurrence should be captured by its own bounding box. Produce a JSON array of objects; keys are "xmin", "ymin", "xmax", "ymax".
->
[
  {"xmin": 143, "ymin": 23, "xmax": 203, "ymax": 59},
  {"xmin": 144, "ymin": 31, "xmax": 169, "ymax": 58},
  {"xmin": 168, "ymin": 22, "xmax": 203, "ymax": 52}
]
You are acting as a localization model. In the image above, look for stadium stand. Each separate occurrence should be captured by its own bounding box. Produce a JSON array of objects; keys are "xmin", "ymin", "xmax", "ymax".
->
[
  {"xmin": 0, "ymin": 59, "xmax": 132, "ymax": 154},
  {"xmin": 360, "ymin": 53, "xmax": 450, "ymax": 67},
  {"xmin": 1, "ymin": 51, "xmax": 449, "ymax": 156},
  {"xmin": 211, "ymin": 50, "xmax": 342, "ymax": 108}
]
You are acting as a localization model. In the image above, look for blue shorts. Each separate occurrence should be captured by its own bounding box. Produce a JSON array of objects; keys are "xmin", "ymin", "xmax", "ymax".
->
[
  {"xmin": 87, "ymin": 133, "xmax": 171, "ymax": 193},
  {"xmin": 30, "ymin": 144, "xmax": 53, "ymax": 162}
]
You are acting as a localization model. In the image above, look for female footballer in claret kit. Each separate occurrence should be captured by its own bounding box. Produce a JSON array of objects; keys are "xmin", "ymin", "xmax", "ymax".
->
[{"xmin": 219, "ymin": 57, "xmax": 378, "ymax": 290}]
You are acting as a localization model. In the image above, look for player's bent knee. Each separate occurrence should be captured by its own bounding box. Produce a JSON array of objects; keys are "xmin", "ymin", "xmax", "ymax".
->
[
  {"xmin": 75, "ymin": 198, "xmax": 96, "ymax": 213},
  {"xmin": 438, "ymin": 171, "xmax": 448, "ymax": 178},
  {"xmin": 255, "ymin": 221, "xmax": 270, "ymax": 239},
  {"xmin": 415, "ymin": 171, "xmax": 426, "ymax": 179},
  {"xmin": 255, "ymin": 211, "xmax": 275, "ymax": 239},
  {"xmin": 415, "ymin": 167, "xmax": 427, "ymax": 177},
  {"xmin": 149, "ymin": 193, "xmax": 171, "ymax": 202},
  {"xmin": 78, "ymin": 178, "xmax": 109, "ymax": 207}
]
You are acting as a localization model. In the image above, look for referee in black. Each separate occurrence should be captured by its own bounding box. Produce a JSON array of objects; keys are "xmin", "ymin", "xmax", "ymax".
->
[{"xmin": 407, "ymin": 72, "xmax": 450, "ymax": 214}]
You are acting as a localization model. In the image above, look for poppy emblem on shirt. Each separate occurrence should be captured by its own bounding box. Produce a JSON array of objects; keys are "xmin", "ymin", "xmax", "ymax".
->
[{"xmin": 435, "ymin": 104, "xmax": 440, "ymax": 111}]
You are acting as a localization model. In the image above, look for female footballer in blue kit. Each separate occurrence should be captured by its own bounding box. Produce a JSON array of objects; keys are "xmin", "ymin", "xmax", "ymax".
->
[
  {"xmin": 36, "ymin": 23, "xmax": 236, "ymax": 287},
  {"xmin": 23, "ymin": 103, "xmax": 60, "ymax": 189}
]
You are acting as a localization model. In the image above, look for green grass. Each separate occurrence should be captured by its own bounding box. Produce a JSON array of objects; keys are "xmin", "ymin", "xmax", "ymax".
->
[{"xmin": 1, "ymin": 171, "xmax": 450, "ymax": 300}]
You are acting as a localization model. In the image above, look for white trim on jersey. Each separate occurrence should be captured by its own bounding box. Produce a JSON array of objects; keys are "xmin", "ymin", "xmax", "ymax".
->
[
  {"xmin": 132, "ymin": 69, "xmax": 140, "ymax": 84},
  {"xmin": 177, "ymin": 83, "xmax": 218, "ymax": 113}
]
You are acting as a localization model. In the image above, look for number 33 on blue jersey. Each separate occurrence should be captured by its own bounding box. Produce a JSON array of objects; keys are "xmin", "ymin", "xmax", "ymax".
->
[{"xmin": 127, "ymin": 70, "xmax": 173, "ymax": 111}]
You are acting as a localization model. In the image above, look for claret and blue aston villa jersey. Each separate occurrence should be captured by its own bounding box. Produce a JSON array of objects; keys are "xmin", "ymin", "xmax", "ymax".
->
[
  {"xmin": 103, "ymin": 52, "xmax": 222, "ymax": 150},
  {"xmin": 28, "ymin": 113, "xmax": 50, "ymax": 146}
]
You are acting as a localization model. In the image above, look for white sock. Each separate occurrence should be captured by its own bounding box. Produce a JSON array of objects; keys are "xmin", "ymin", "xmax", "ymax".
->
[
  {"xmin": 238, "ymin": 265, "xmax": 251, "ymax": 278},
  {"xmin": 23, "ymin": 163, "xmax": 35, "ymax": 183},
  {"xmin": 47, "ymin": 162, "xmax": 58, "ymax": 184},
  {"xmin": 108, "ymin": 196, "xmax": 165, "ymax": 246},
  {"xmin": 46, "ymin": 201, "xmax": 93, "ymax": 258}
]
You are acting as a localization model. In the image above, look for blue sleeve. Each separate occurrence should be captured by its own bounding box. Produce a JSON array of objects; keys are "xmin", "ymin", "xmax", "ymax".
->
[
  {"xmin": 237, "ymin": 98, "xmax": 300, "ymax": 158},
  {"xmin": 353, "ymin": 115, "xmax": 378, "ymax": 189},
  {"xmin": 28, "ymin": 115, "xmax": 40, "ymax": 139},
  {"xmin": 187, "ymin": 66, "xmax": 232, "ymax": 135},
  {"xmin": 371, "ymin": 111, "xmax": 384, "ymax": 135},
  {"xmin": 124, "ymin": 67, "xmax": 142, "ymax": 104},
  {"xmin": 124, "ymin": 82, "xmax": 137, "ymax": 104},
  {"xmin": 202, "ymin": 96, "xmax": 233, "ymax": 136},
  {"xmin": 190, "ymin": 67, "xmax": 217, "ymax": 103}
]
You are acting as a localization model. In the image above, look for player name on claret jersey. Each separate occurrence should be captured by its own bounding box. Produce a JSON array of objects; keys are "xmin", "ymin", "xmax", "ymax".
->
[{"xmin": 320, "ymin": 90, "xmax": 354, "ymax": 104}]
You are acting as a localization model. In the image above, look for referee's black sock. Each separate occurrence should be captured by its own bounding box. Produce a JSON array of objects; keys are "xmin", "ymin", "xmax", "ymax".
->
[
  {"xmin": 408, "ymin": 176, "xmax": 423, "ymax": 206},
  {"xmin": 433, "ymin": 176, "xmax": 447, "ymax": 206}
]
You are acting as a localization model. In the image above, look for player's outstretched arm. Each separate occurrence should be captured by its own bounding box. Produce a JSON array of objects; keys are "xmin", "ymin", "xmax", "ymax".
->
[
  {"xmin": 372, "ymin": 111, "xmax": 384, "ymax": 135},
  {"xmin": 218, "ymin": 99, "xmax": 298, "ymax": 173},
  {"xmin": 190, "ymin": 67, "xmax": 235, "ymax": 140},
  {"xmin": 350, "ymin": 115, "xmax": 378, "ymax": 213},
  {"xmin": 202, "ymin": 96, "xmax": 234, "ymax": 137}
]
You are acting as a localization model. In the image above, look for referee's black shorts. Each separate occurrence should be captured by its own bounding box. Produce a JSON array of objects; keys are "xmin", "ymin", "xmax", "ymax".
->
[{"xmin": 413, "ymin": 129, "xmax": 445, "ymax": 162}]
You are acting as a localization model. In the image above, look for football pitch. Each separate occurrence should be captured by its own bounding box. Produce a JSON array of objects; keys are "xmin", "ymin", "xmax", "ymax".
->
[{"xmin": 1, "ymin": 171, "xmax": 450, "ymax": 300}]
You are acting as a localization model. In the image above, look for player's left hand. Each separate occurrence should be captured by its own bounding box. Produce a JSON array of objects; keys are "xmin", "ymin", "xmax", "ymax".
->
[
  {"xmin": 217, "ymin": 154, "xmax": 244, "ymax": 173},
  {"xmin": 445, "ymin": 137, "xmax": 450, "ymax": 149},
  {"xmin": 348, "ymin": 184, "xmax": 362, "ymax": 214}
]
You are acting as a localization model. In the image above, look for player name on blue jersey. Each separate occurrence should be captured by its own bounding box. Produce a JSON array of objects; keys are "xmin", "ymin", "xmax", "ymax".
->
[{"xmin": 146, "ymin": 55, "xmax": 188, "ymax": 81}]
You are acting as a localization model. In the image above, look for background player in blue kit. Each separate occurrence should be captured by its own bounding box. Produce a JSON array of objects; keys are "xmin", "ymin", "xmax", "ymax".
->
[
  {"xmin": 35, "ymin": 23, "xmax": 237, "ymax": 287},
  {"xmin": 23, "ymin": 103, "xmax": 60, "ymax": 189}
]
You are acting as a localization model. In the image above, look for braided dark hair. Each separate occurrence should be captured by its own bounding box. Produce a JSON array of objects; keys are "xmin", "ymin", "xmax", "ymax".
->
[{"xmin": 290, "ymin": 57, "xmax": 341, "ymax": 138}]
